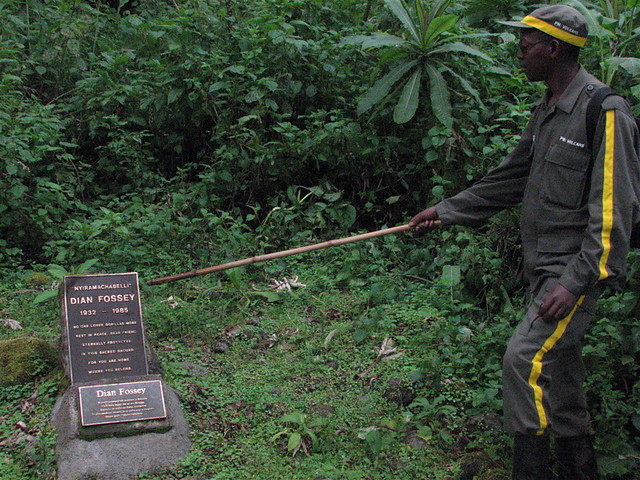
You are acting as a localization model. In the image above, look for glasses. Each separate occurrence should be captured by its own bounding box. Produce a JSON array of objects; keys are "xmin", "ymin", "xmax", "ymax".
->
[{"xmin": 518, "ymin": 38, "xmax": 553, "ymax": 55}]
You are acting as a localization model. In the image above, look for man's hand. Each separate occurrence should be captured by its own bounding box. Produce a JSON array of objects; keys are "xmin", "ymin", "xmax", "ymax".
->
[
  {"xmin": 539, "ymin": 284, "xmax": 579, "ymax": 322},
  {"xmin": 409, "ymin": 207, "xmax": 440, "ymax": 231}
]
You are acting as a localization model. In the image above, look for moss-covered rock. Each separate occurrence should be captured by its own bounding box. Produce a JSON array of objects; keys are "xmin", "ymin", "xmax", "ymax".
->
[
  {"xmin": 24, "ymin": 272, "xmax": 54, "ymax": 288},
  {"xmin": 0, "ymin": 336, "xmax": 58, "ymax": 387}
]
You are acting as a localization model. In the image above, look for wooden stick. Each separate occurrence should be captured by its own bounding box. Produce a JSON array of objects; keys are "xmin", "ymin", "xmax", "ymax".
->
[{"xmin": 147, "ymin": 222, "xmax": 439, "ymax": 286}]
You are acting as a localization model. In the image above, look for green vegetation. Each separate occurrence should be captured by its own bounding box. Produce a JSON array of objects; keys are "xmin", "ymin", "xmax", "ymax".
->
[
  {"xmin": 348, "ymin": 0, "xmax": 494, "ymax": 126},
  {"xmin": 0, "ymin": 337, "xmax": 59, "ymax": 388},
  {"xmin": 1, "ymin": 0, "xmax": 639, "ymax": 479}
]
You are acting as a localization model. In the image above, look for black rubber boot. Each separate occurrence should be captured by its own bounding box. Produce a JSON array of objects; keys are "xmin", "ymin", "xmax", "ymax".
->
[
  {"xmin": 556, "ymin": 435, "xmax": 600, "ymax": 480},
  {"xmin": 511, "ymin": 434, "xmax": 552, "ymax": 480}
]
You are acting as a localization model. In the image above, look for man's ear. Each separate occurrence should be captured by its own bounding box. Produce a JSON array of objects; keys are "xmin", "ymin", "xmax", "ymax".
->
[{"xmin": 548, "ymin": 39, "xmax": 561, "ymax": 58}]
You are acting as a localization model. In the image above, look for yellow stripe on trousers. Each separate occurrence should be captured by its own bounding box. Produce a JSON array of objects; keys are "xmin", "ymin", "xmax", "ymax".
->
[
  {"xmin": 598, "ymin": 109, "xmax": 616, "ymax": 281},
  {"xmin": 528, "ymin": 296, "xmax": 585, "ymax": 435}
]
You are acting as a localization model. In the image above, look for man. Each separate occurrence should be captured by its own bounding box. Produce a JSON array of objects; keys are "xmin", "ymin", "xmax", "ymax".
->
[{"xmin": 409, "ymin": 5, "xmax": 640, "ymax": 480}]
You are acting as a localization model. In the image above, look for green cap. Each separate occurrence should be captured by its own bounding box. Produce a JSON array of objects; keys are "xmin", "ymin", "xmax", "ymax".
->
[{"xmin": 498, "ymin": 4, "xmax": 588, "ymax": 47}]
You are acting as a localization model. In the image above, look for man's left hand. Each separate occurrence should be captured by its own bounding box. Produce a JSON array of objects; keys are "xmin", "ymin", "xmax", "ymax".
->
[{"xmin": 539, "ymin": 284, "xmax": 579, "ymax": 322}]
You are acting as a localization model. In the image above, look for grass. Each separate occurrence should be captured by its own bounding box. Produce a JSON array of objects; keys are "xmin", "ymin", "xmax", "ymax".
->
[
  {"xmin": 5, "ymin": 243, "xmax": 640, "ymax": 479},
  {"xmin": 0, "ymin": 251, "xmax": 514, "ymax": 480}
]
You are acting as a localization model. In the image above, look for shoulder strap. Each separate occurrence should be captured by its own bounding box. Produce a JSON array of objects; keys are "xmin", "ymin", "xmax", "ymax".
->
[{"xmin": 585, "ymin": 86, "xmax": 618, "ymax": 149}]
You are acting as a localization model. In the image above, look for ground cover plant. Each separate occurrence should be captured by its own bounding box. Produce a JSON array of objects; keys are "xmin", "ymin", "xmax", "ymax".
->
[
  {"xmin": 0, "ymin": 249, "xmax": 516, "ymax": 480},
  {"xmin": 1, "ymin": 0, "xmax": 639, "ymax": 478}
]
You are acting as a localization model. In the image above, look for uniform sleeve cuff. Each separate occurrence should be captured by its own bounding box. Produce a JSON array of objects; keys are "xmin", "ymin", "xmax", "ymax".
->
[
  {"xmin": 557, "ymin": 276, "xmax": 585, "ymax": 297},
  {"xmin": 435, "ymin": 202, "xmax": 453, "ymax": 224}
]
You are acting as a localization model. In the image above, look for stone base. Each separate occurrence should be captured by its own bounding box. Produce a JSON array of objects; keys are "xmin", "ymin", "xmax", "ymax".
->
[{"xmin": 51, "ymin": 377, "xmax": 191, "ymax": 480}]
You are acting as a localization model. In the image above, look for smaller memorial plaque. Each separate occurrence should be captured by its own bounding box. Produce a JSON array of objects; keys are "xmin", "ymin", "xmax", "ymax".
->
[
  {"xmin": 63, "ymin": 273, "xmax": 148, "ymax": 384},
  {"xmin": 78, "ymin": 379, "xmax": 166, "ymax": 426}
]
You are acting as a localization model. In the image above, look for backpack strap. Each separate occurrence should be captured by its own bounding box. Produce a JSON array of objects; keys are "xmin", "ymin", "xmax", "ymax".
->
[{"xmin": 585, "ymin": 86, "xmax": 618, "ymax": 149}]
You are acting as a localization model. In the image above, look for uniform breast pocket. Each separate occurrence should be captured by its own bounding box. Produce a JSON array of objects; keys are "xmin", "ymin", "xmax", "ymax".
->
[{"xmin": 541, "ymin": 143, "xmax": 590, "ymax": 209}]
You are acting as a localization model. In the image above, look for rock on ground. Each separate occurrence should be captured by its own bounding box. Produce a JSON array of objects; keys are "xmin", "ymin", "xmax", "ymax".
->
[
  {"xmin": 51, "ymin": 384, "xmax": 191, "ymax": 480},
  {"xmin": 0, "ymin": 336, "xmax": 58, "ymax": 387}
]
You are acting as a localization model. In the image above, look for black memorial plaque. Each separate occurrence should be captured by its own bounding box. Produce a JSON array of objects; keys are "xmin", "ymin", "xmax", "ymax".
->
[
  {"xmin": 78, "ymin": 379, "xmax": 166, "ymax": 426},
  {"xmin": 63, "ymin": 273, "xmax": 148, "ymax": 384}
]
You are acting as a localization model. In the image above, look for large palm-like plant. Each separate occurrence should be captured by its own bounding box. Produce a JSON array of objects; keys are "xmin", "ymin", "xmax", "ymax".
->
[{"xmin": 348, "ymin": 0, "xmax": 493, "ymax": 127}]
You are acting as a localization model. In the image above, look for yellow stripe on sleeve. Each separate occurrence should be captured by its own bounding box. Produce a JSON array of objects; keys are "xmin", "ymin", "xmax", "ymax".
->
[{"xmin": 598, "ymin": 110, "xmax": 615, "ymax": 281}]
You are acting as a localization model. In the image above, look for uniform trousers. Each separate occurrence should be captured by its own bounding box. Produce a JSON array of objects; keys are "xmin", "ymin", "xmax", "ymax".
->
[{"xmin": 502, "ymin": 277, "xmax": 603, "ymax": 437}]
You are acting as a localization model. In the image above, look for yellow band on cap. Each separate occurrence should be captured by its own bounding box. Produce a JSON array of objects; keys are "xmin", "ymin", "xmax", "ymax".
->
[{"xmin": 522, "ymin": 16, "xmax": 587, "ymax": 47}]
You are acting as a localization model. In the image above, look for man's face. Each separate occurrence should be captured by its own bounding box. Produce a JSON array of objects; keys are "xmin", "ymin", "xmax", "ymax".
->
[{"xmin": 517, "ymin": 30, "xmax": 554, "ymax": 82}]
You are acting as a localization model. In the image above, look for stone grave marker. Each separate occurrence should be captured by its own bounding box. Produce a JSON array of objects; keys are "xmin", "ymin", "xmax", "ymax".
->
[
  {"xmin": 63, "ymin": 272, "xmax": 148, "ymax": 384},
  {"xmin": 61, "ymin": 272, "xmax": 166, "ymax": 426},
  {"xmin": 51, "ymin": 272, "xmax": 191, "ymax": 480}
]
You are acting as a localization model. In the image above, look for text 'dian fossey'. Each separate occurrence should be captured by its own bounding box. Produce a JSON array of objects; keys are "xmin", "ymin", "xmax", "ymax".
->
[{"xmin": 63, "ymin": 273, "xmax": 149, "ymax": 384}]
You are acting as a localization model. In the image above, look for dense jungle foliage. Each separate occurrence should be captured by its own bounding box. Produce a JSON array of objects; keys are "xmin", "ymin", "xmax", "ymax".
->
[{"xmin": 1, "ymin": 0, "xmax": 640, "ymax": 478}]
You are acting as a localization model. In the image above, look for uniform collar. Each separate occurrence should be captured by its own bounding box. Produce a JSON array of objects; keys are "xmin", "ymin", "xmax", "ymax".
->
[{"xmin": 542, "ymin": 65, "xmax": 590, "ymax": 113}]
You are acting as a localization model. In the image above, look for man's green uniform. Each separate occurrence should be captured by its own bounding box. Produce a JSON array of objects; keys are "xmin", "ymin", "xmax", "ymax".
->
[{"xmin": 434, "ymin": 65, "xmax": 640, "ymax": 436}]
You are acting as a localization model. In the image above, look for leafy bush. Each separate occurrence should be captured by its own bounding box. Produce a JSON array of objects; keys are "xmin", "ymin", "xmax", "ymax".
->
[{"xmin": 0, "ymin": 74, "xmax": 82, "ymax": 262}]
